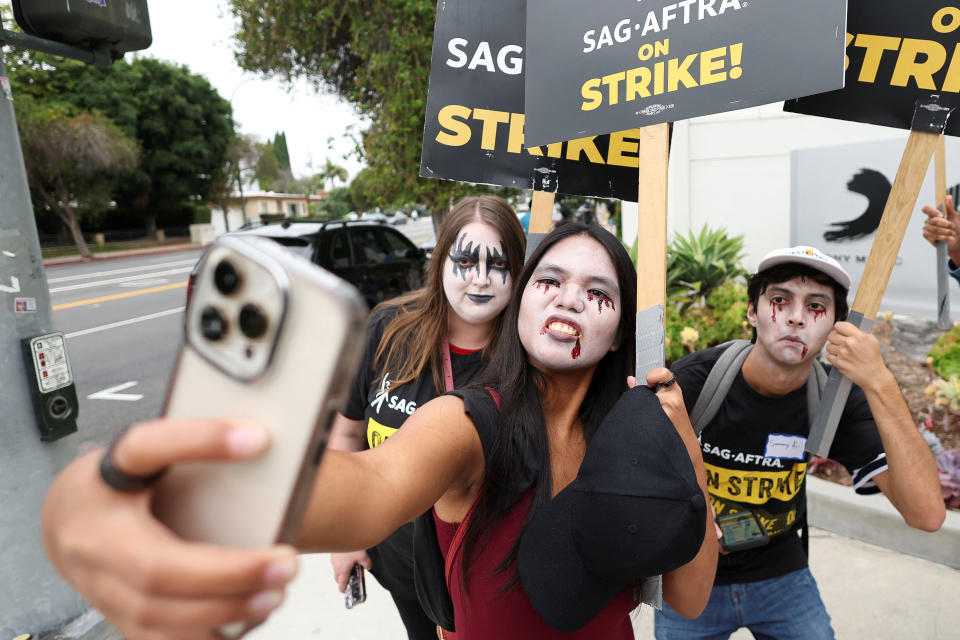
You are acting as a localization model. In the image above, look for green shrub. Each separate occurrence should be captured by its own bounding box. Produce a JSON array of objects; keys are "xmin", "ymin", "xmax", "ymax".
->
[
  {"xmin": 192, "ymin": 205, "xmax": 212, "ymax": 224},
  {"xmin": 665, "ymin": 280, "xmax": 752, "ymax": 364},
  {"xmin": 930, "ymin": 325, "xmax": 960, "ymax": 379},
  {"xmin": 667, "ymin": 225, "xmax": 748, "ymax": 308}
]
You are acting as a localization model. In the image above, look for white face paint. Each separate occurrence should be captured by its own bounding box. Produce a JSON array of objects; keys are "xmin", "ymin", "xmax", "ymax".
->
[
  {"xmin": 442, "ymin": 222, "xmax": 513, "ymax": 326},
  {"xmin": 748, "ymin": 276, "xmax": 836, "ymax": 366},
  {"xmin": 518, "ymin": 235, "xmax": 622, "ymax": 372}
]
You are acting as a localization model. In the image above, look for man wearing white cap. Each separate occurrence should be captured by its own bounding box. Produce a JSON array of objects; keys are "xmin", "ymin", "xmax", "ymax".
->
[{"xmin": 655, "ymin": 246, "xmax": 944, "ymax": 640}]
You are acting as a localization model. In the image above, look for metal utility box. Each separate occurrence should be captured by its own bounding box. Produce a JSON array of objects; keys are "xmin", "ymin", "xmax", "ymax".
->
[{"xmin": 12, "ymin": 0, "xmax": 152, "ymax": 57}]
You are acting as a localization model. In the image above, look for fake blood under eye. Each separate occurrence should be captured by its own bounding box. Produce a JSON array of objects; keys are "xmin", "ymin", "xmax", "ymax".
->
[
  {"xmin": 769, "ymin": 300, "xmax": 786, "ymax": 323},
  {"xmin": 586, "ymin": 293, "xmax": 615, "ymax": 314},
  {"xmin": 812, "ymin": 308, "xmax": 827, "ymax": 322}
]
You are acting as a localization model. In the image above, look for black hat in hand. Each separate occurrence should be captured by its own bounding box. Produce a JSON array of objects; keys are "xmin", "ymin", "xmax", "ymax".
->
[{"xmin": 517, "ymin": 385, "xmax": 706, "ymax": 632}]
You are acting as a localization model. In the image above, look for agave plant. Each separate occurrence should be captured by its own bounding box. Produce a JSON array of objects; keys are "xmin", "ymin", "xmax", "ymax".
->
[{"xmin": 667, "ymin": 225, "xmax": 748, "ymax": 307}]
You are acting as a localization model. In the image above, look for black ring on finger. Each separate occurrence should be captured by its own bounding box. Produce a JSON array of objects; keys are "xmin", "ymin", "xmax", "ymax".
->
[
  {"xmin": 654, "ymin": 374, "xmax": 677, "ymax": 392},
  {"xmin": 99, "ymin": 434, "xmax": 167, "ymax": 492}
]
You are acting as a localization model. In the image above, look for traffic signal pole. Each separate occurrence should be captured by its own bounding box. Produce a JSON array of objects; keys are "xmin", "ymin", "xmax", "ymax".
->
[{"xmin": 0, "ymin": 44, "xmax": 118, "ymax": 640}]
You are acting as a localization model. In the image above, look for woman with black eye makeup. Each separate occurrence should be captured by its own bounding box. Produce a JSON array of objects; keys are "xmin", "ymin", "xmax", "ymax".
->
[
  {"xmin": 41, "ymin": 222, "xmax": 717, "ymax": 640},
  {"xmin": 324, "ymin": 195, "xmax": 525, "ymax": 640}
]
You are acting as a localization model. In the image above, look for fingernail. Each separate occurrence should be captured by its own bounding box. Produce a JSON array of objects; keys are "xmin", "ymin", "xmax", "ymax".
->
[
  {"xmin": 227, "ymin": 427, "xmax": 269, "ymax": 456},
  {"xmin": 248, "ymin": 590, "xmax": 284, "ymax": 617},
  {"xmin": 264, "ymin": 556, "xmax": 298, "ymax": 587}
]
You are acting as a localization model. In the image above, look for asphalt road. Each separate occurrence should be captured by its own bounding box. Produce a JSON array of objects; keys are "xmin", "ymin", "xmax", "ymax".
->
[
  {"xmin": 47, "ymin": 220, "xmax": 435, "ymax": 450},
  {"xmin": 47, "ymin": 249, "xmax": 204, "ymax": 450}
]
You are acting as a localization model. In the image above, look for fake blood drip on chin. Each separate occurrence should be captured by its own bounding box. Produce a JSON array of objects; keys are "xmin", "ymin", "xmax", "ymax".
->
[{"xmin": 572, "ymin": 338, "xmax": 580, "ymax": 359}]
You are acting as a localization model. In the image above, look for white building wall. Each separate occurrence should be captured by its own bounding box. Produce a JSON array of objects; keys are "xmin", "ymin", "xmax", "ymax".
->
[{"xmin": 667, "ymin": 103, "xmax": 907, "ymax": 271}]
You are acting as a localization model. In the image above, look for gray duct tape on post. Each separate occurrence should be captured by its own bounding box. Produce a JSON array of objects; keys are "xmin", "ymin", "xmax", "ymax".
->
[
  {"xmin": 525, "ymin": 233, "xmax": 548, "ymax": 263},
  {"xmin": 937, "ymin": 227, "xmax": 950, "ymax": 330},
  {"xmin": 635, "ymin": 304, "xmax": 665, "ymax": 380},
  {"xmin": 806, "ymin": 311, "xmax": 875, "ymax": 457},
  {"xmin": 633, "ymin": 302, "xmax": 666, "ymax": 609}
]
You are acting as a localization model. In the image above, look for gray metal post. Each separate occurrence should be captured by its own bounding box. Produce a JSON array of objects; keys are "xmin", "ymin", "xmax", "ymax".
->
[{"xmin": 0, "ymin": 49, "xmax": 111, "ymax": 639}]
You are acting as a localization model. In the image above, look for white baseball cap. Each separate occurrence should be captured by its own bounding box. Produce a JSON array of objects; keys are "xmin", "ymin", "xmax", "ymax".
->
[{"xmin": 756, "ymin": 246, "xmax": 851, "ymax": 290}]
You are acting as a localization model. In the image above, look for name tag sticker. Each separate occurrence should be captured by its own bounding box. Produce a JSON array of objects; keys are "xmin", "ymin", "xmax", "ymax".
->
[{"xmin": 765, "ymin": 434, "xmax": 807, "ymax": 460}]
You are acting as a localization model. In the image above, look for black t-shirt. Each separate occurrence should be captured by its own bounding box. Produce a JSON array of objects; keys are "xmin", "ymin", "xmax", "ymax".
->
[
  {"xmin": 673, "ymin": 345, "xmax": 888, "ymax": 585},
  {"xmin": 342, "ymin": 307, "xmax": 485, "ymax": 596}
]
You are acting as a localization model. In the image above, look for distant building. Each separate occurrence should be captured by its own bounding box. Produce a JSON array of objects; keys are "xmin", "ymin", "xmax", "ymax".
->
[{"xmin": 213, "ymin": 190, "xmax": 329, "ymax": 234}]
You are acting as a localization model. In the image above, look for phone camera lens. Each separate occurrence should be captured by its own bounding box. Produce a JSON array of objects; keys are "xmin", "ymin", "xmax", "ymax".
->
[
  {"xmin": 200, "ymin": 306, "xmax": 227, "ymax": 341},
  {"xmin": 213, "ymin": 260, "xmax": 240, "ymax": 295},
  {"xmin": 239, "ymin": 303, "xmax": 268, "ymax": 339}
]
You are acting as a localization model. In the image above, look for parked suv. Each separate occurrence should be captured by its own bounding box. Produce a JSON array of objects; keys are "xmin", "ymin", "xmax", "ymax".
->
[{"xmin": 218, "ymin": 219, "xmax": 427, "ymax": 309}]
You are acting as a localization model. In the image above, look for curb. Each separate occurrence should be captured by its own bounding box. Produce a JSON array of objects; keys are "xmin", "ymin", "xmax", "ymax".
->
[
  {"xmin": 42, "ymin": 243, "xmax": 207, "ymax": 267},
  {"xmin": 806, "ymin": 475, "xmax": 960, "ymax": 568}
]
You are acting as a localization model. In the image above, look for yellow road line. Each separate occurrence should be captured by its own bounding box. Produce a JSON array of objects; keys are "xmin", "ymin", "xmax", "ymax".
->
[{"xmin": 53, "ymin": 282, "xmax": 187, "ymax": 310}]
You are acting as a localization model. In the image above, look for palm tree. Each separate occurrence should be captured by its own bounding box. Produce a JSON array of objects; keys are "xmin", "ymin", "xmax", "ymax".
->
[{"xmin": 322, "ymin": 158, "xmax": 348, "ymax": 190}]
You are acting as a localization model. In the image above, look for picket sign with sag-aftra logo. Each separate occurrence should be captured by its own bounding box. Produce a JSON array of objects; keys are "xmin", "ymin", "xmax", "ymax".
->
[
  {"xmin": 522, "ymin": 0, "xmax": 847, "ymax": 147},
  {"xmin": 787, "ymin": 1, "xmax": 960, "ymax": 457},
  {"xmin": 419, "ymin": 0, "xmax": 644, "ymax": 202}
]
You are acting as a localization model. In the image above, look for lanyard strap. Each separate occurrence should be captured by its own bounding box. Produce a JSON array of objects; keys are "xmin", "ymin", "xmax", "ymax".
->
[{"xmin": 441, "ymin": 336, "xmax": 455, "ymax": 393}]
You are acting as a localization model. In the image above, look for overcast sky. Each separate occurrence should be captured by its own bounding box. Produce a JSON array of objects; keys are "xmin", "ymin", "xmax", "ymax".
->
[{"xmin": 143, "ymin": 0, "xmax": 367, "ymax": 181}]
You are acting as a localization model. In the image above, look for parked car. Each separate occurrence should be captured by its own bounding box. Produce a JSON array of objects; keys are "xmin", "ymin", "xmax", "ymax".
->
[
  {"xmin": 190, "ymin": 219, "xmax": 427, "ymax": 309},
  {"xmin": 387, "ymin": 211, "xmax": 408, "ymax": 225},
  {"xmin": 359, "ymin": 211, "xmax": 388, "ymax": 224}
]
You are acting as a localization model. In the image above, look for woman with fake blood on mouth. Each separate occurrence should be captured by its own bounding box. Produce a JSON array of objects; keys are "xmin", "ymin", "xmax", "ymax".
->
[
  {"xmin": 326, "ymin": 195, "xmax": 525, "ymax": 640},
  {"xmin": 40, "ymin": 222, "xmax": 718, "ymax": 640}
]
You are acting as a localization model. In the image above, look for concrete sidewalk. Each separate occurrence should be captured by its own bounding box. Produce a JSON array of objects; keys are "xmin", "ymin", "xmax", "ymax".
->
[
  {"xmin": 41, "ymin": 242, "xmax": 203, "ymax": 267},
  {"xmin": 245, "ymin": 523, "xmax": 960, "ymax": 639}
]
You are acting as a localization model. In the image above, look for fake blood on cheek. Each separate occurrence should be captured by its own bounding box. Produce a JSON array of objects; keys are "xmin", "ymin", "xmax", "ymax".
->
[{"xmin": 769, "ymin": 300, "xmax": 785, "ymax": 323}]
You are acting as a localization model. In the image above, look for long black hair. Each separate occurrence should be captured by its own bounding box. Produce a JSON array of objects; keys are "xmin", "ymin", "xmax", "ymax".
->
[{"xmin": 459, "ymin": 222, "xmax": 638, "ymax": 589}]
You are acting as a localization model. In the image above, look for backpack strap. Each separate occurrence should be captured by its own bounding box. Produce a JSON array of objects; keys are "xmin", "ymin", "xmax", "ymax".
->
[
  {"xmin": 689, "ymin": 340, "xmax": 753, "ymax": 435},
  {"xmin": 690, "ymin": 340, "xmax": 827, "ymax": 435}
]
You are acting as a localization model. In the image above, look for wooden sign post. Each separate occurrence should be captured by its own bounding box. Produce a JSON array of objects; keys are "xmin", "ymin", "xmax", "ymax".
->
[
  {"xmin": 525, "ymin": 190, "xmax": 556, "ymax": 261},
  {"xmin": 808, "ymin": 98, "xmax": 954, "ymax": 456},
  {"xmin": 936, "ymin": 136, "xmax": 949, "ymax": 330},
  {"xmin": 634, "ymin": 124, "xmax": 671, "ymax": 380}
]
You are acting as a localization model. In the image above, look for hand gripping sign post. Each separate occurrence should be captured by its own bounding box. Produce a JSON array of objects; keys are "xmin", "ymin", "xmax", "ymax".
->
[
  {"xmin": 420, "ymin": 0, "xmax": 648, "ymax": 261},
  {"xmin": 523, "ymin": 0, "xmax": 847, "ymax": 611},
  {"xmin": 786, "ymin": 0, "xmax": 960, "ymax": 456}
]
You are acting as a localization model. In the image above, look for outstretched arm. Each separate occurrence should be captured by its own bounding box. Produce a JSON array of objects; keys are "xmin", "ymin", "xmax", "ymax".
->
[
  {"xmin": 42, "ymin": 397, "xmax": 484, "ymax": 639},
  {"xmin": 43, "ymin": 419, "xmax": 300, "ymax": 640},
  {"xmin": 826, "ymin": 322, "xmax": 945, "ymax": 531},
  {"xmin": 298, "ymin": 394, "xmax": 484, "ymax": 551}
]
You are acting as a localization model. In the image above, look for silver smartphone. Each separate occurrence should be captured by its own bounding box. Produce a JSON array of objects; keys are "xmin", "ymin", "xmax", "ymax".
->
[{"xmin": 153, "ymin": 235, "xmax": 366, "ymax": 550}]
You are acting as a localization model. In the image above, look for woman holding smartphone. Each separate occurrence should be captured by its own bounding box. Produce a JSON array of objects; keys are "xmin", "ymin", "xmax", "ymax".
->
[
  {"xmin": 327, "ymin": 195, "xmax": 525, "ymax": 639},
  {"xmin": 42, "ymin": 223, "xmax": 718, "ymax": 639}
]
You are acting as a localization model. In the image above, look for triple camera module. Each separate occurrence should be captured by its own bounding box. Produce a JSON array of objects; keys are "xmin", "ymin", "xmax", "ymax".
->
[{"xmin": 200, "ymin": 259, "xmax": 269, "ymax": 346}]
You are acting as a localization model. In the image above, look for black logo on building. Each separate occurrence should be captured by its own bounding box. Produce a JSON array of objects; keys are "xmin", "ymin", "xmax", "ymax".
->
[{"xmin": 823, "ymin": 168, "xmax": 891, "ymax": 243}]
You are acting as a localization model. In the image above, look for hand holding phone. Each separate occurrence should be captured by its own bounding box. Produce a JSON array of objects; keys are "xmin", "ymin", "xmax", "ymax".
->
[{"xmin": 717, "ymin": 510, "xmax": 769, "ymax": 553}]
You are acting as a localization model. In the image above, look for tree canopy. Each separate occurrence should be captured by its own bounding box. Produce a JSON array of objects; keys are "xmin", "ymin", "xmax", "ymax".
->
[
  {"xmin": 228, "ymin": 0, "xmax": 481, "ymax": 213},
  {"xmin": 9, "ymin": 54, "xmax": 236, "ymax": 229},
  {"xmin": 16, "ymin": 95, "xmax": 139, "ymax": 256}
]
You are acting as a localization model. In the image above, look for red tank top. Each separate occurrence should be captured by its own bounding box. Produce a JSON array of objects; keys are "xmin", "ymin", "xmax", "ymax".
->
[{"xmin": 434, "ymin": 490, "xmax": 636, "ymax": 639}]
